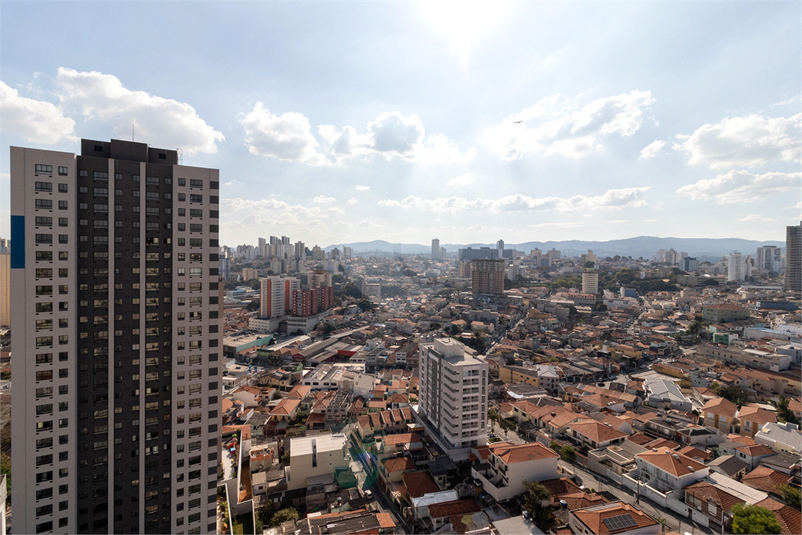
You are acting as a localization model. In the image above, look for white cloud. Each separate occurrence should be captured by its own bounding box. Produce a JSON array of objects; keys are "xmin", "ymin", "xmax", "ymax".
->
[
  {"xmin": 240, "ymin": 102, "xmax": 325, "ymax": 165},
  {"xmin": 355, "ymin": 185, "xmax": 371, "ymax": 191},
  {"xmin": 529, "ymin": 221, "xmax": 585, "ymax": 228},
  {"xmin": 446, "ymin": 173, "xmax": 475, "ymax": 187},
  {"xmin": 378, "ymin": 187, "xmax": 649, "ymax": 213},
  {"xmin": 639, "ymin": 139, "xmax": 666, "ymax": 159},
  {"xmin": 357, "ymin": 220, "xmax": 383, "ymax": 228},
  {"xmin": 489, "ymin": 90, "xmax": 655, "ymax": 160},
  {"xmin": 55, "ymin": 68, "xmax": 223, "ymax": 155},
  {"xmin": 677, "ymin": 170, "xmax": 802, "ymax": 203},
  {"xmin": 318, "ymin": 111, "xmax": 474, "ymax": 164},
  {"xmin": 348, "ymin": 198, "xmax": 358, "ymax": 205},
  {"xmin": 223, "ymin": 180, "xmax": 245, "ymax": 187},
  {"xmin": 739, "ymin": 214, "xmax": 776, "ymax": 222},
  {"xmin": 0, "ymin": 80, "xmax": 76, "ymax": 144},
  {"xmin": 772, "ymin": 95, "xmax": 801, "ymax": 106},
  {"xmin": 674, "ymin": 113, "xmax": 802, "ymax": 169},
  {"xmin": 313, "ymin": 195, "xmax": 336, "ymax": 204}
]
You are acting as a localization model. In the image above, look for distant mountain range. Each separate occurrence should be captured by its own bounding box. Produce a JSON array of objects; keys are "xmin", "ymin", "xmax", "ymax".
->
[{"xmin": 325, "ymin": 236, "xmax": 785, "ymax": 261}]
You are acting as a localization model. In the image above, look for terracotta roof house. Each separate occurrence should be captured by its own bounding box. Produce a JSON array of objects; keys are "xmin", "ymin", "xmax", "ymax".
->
[
  {"xmin": 402, "ymin": 470, "xmax": 441, "ymax": 498},
  {"xmin": 635, "ymin": 447, "xmax": 708, "ymax": 493},
  {"xmin": 741, "ymin": 466, "xmax": 793, "ymax": 496},
  {"xmin": 567, "ymin": 421, "xmax": 629, "ymax": 450},
  {"xmin": 735, "ymin": 444, "xmax": 777, "ymax": 470},
  {"xmin": 472, "ymin": 442, "xmax": 560, "ymax": 502},
  {"xmin": 569, "ymin": 502, "xmax": 660, "ymax": 535},
  {"xmin": 737, "ymin": 406, "xmax": 776, "ymax": 438},
  {"xmin": 702, "ymin": 397, "xmax": 738, "ymax": 432},
  {"xmin": 684, "ymin": 481, "xmax": 744, "ymax": 533},
  {"xmin": 755, "ymin": 497, "xmax": 802, "ymax": 535}
]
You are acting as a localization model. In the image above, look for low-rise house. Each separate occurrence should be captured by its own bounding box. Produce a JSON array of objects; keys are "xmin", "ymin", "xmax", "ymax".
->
[
  {"xmin": 741, "ymin": 466, "xmax": 793, "ymax": 497},
  {"xmin": 471, "ymin": 442, "xmax": 560, "ymax": 502},
  {"xmin": 754, "ymin": 421, "xmax": 802, "ymax": 454},
  {"xmin": 707, "ymin": 454, "xmax": 748, "ymax": 479},
  {"xmin": 755, "ymin": 497, "xmax": 802, "ymax": 535},
  {"xmin": 735, "ymin": 444, "xmax": 777, "ymax": 470},
  {"xmin": 426, "ymin": 499, "xmax": 482, "ymax": 531},
  {"xmin": 588, "ymin": 440, "xmax": 647, "ymax": 478},
  {"xmin": 635, "ymin": 447, "xmax": 709, "ymax": 494},
  {"xmin": 684, "ymin": 480, "xmax": 745, "ymax": 533},
  {"xmin": 737, "ymin": 405, "xmax": 776, "ymax": 438},
  {"xmin": 569, "ymin": 502, "xmax": 661, "ymax": 535},
  {"xmin": 701, "ymin": 397, "xmax": 738, "ymax": 433},
  {"xmin": 285, "ymin": 434, "xmax": 349, "ymax": 491},
  {"xmin": 567, "ymin": 421, "xmax": 628, "ymax": 450}
]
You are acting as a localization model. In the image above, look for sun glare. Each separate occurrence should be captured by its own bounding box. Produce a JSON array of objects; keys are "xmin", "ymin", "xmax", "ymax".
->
[{"xmin": 420, "ymin": 0, "xmax": 510, "ymax": 63}]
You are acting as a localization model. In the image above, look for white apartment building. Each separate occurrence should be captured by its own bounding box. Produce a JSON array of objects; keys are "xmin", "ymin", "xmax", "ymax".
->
[
  {"xmin": 285, "ymin": 434, "xmax": 349, "ymax": 490},
  {"xmin": 418, "ymin": 338, "xmax": 488, "ymax": 456},
  {"xmin": 582, "ymin": 270, "xmax": 599, "ymax": 294}
]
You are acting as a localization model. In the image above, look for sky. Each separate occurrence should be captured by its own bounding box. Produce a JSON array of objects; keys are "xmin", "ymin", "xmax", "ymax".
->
[{"xmin": 1, "ymin": 1, "xmax": 800, "ymax": 249}]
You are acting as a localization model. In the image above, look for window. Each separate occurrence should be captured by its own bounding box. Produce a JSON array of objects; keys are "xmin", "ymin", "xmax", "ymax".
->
[
  {"xmin": 36, "ymin": 251, "xmax": 53, "ymax": 261},
  {"xmin": 58, "ymin": 166, "xmax": 68, "ymax": 176},
  {"xmin": 35, "ymin": 199, "xmax": 54, "ymax": 210},
  {"xmin": 59, "ymin": 200, "xmax": 68, "ymax": 210},
  {"xmin": 189, "ymin": 194, "xmax": 202, "ymax": 203},
  {"xmin": 59, "ymin": 234, "xmax": 68, "ymax": 244},
  {"xmin": 58, "ymin": 218, "xmax": 68, "ymax": 227},
  {"xmin": 35, "ymin": 181, "xmax": 53, "ymax": 191},
  {"xmin": 58, "ymin": 251, "xmax": 68, "ymax": 260},
  {"xmin": 93, "ymin": 171, "xmax": 108, "ymax": 180},
  {"xmin": 35, "ymin": 164, "xmax": 53, "ymax": 174}
]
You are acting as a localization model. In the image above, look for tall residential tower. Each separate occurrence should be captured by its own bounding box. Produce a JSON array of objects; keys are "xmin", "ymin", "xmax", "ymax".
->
[
  {"xmin": 11, "ymin": 139, "xmax": 222, "ymax": 534},
  {"xmin": 785, "ymin": 222, "xmax": 802, "ymax": 292}
]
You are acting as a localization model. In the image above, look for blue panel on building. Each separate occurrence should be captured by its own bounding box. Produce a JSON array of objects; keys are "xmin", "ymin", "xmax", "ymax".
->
[{"xmin": 10, "ymin": 215, "xmax": 24, "ymax": 269}]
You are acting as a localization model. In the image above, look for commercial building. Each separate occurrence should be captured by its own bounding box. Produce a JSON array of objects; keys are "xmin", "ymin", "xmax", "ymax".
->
[
  {"xmin": 10, "ymin": 139, "xmax": 221, "ymax": 534},
  {"xmin": 785, "ymin": 221, "xmax": 801, "ymax": 291},
  {"xmin": 471, "ymin": 258, "xmax": 505, "ymax": 295},
  {"xmin": 431, "ymin": 238, "xmax": 440, "ymax": 259},
  {"xmin": 417, "ymin": 338, "xmax": 488, "ymax": 456}
]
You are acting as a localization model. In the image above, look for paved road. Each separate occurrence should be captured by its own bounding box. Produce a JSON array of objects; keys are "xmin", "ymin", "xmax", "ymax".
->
[
  {"xmin": 348, "ymin": 436, "xmax": 412, "ymax": 534},
  {"xmin": 558, "ymin": 460, "xmax": 713, "ymax": 535}
]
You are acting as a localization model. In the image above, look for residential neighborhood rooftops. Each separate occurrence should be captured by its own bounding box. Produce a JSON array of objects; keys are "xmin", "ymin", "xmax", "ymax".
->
[{"xmin": 568, "ymin": 420, "xmax": 629, "ymax": 443}]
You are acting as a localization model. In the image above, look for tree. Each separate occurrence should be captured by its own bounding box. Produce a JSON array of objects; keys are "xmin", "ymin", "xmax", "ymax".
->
[
  {"xmin": 522, "ymin": 480, "xmax": 553, "ymax": 531},
  {"xmin": 595, "ymin": 303, "xmax": 608, "ymax": 312},
  {"xmin": 550, "ymin": 442, "xmax": 562, "ymax": 455},
  {"xmin": 255, "ymin": 501, "xmax": 275, "ymax": 533},
  {"xmin": 560, "ymin": 445, "xmax": 577, "ymax": 466},
  {"xmin": 730, "ymin": 504, "xmax": 781, "ymax": 534},
  {"xmin": 246, "ymin": 299, "xmax": 260, "ymax": 312},
  {"xmin": 357, "ymin": 299, "xmax": 373, "ymax": 312},
  {"xmin": 583, "ymin": 261, "xmax": 596, "ymax": 269},
  {"xmin": 778, "ymin": 484, "xmax": 801, "ymax": 509},
  {"xmin": 270, "ymin": 507, "xmax": 299, "ymax": 527},
  {"xmin": 776, "ymin": 395, "xmax": 800, "ymax": 425}
]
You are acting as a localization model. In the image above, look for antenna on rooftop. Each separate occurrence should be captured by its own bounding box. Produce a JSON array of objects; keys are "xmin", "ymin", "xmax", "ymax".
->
[{"xmin": 132, "ymin": 122, "xmax": 135, "ymax": 141}]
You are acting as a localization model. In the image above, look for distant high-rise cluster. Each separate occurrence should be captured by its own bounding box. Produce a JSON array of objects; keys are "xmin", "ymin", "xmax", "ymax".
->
[{"xmin": 431, "ymin": 238, "xmax": 440, "ymax": 259}]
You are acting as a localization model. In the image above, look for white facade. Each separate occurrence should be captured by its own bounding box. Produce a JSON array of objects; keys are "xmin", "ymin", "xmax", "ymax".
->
[
  {"xmin": 727, "ymin": 252, "xmax": 751, "ymax": 282},
  {"xmin": 418, "ymin": 338, "xmax": 488, "ymax": 454},
  {"xmin": 582, "ymin": 270, "xmax": 599, "ymax": 294},
  {"xmin": 285, "ymin": 434, "xmax": 349, "ymax": 490}
]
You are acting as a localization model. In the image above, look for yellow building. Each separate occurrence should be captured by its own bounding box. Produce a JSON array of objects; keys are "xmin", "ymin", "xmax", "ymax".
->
[{"xmin": 499, "ymin": 365, "xmax": 539, "ymax": 388}]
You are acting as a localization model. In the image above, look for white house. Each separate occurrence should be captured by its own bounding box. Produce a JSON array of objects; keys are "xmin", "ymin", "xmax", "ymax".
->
[
  {"xmin": 285, "ymin": 434, "xmax": 349, "ymax": 490},
  {"xmin": 635, "ymin": 447, "xmax": 709, "ymax": 494},
  {"xmin": 471, "ymin": 442, "xmax": 560, "ymax": 502}
]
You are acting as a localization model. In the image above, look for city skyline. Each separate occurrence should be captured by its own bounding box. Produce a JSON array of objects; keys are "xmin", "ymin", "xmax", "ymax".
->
[{"xmin": 1, "ymin": 2, "xmax": 800, "ymax": 247}]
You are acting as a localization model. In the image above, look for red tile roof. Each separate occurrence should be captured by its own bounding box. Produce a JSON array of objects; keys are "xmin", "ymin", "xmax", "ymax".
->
[
  {"xmin": 489, "ymin": 442, "xmax": 559, "ymax": 464},
  {"xmin": 637, "ymin": 447, "xmax": 706, "ymax": 477},
  {"xmin": 755, "ymin": 498, "xmax": 802, "ymax": 535},
  {"xmin": 402, "ymin": 470, "xmax": 441, "ymax": 498},
  {"xmin": 428, "ymin": 499, "xmax": 481, "ymax": 519},
  {"xmin": 567, "ymin": 420, "xmax": 629, "ymax": 443},
  {"xmin": 684, "ymin": 481, "xmax": 744, "ymax": 513},
  {"xmin": 741, "ymin": 466, "xmax": 792, "ymax": 494},
  {"xmin": 572, "ymin": 502, "xmax": 659, "ymax": 535}
]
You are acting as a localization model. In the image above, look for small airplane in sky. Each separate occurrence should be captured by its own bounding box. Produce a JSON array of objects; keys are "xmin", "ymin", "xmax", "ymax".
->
[{"xmin": 514, "ymin": 120, "xmax": 523, "ymax": 124}]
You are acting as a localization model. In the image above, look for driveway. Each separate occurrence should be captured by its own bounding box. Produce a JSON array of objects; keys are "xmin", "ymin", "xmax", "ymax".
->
[{"xmin": 557, "ymin": 460, "xmax": 713, "ymax": 535}]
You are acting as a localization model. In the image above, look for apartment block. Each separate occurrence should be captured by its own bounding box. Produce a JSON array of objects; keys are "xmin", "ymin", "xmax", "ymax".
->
[
  {"xmin": 10, "ymin": 139, "xmax": 221, "ymax": 534},
  {"xmin": 418, "ymin": 338, "xmax": 488, "ymax": 455}
]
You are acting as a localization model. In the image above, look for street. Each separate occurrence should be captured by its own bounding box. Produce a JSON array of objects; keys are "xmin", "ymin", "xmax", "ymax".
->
[
  {"xmin": 558, "ymin": 460, "xmax": 713, "ymax": 535},
  {"xmin": 348, "ymin": 436, "xmax": 413, "ymax": 534}
]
